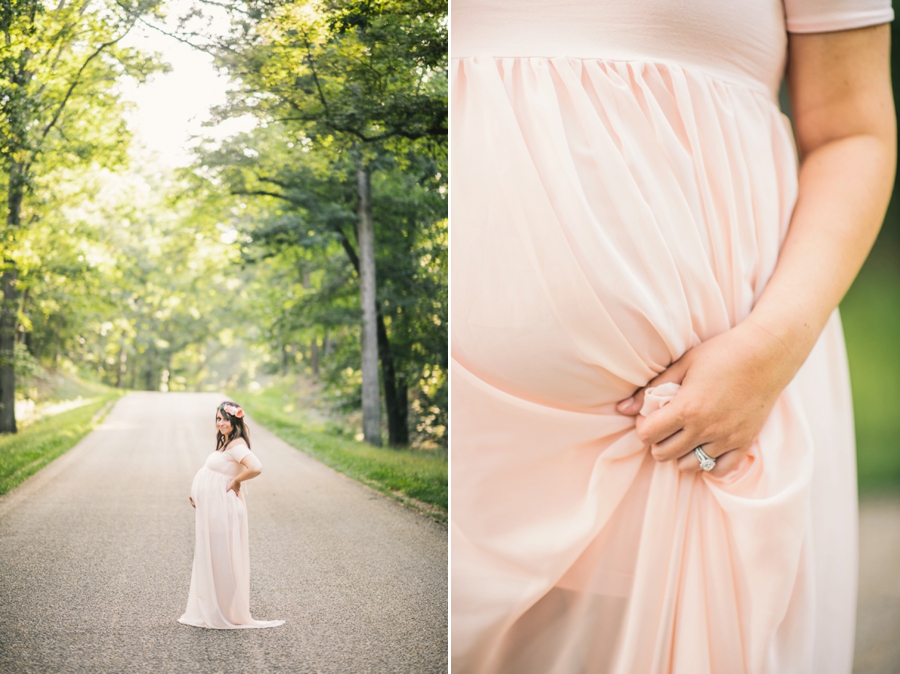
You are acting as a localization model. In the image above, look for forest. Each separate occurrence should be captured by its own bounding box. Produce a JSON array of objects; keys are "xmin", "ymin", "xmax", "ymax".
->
[{"xmin": 0, "ymin": 0, "xmax": 447, "ymax": 449}]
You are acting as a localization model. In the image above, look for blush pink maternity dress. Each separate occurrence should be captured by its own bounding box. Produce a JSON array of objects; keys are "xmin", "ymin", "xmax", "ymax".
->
[
  {"xmin": 450, "ymin": 0, "xmax": 893, "ymax": 672},
  {"xmin": 178, "ymin": 444, "xmax": 284, "ymax": 629}
]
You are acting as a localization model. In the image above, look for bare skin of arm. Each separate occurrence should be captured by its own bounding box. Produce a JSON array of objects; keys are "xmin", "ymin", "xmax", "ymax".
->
[
  {"xmin": 226, "ymin": 455, "xmax": 262, "ymax": 497},
  {"xmin": 616, "ymin": 24, "xmax": 896, "ymax": 477}
]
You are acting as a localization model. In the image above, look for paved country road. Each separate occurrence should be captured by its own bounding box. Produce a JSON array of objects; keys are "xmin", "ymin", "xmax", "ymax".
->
[
  {"xmin": 854, "ymin": 495, "xmax": 900, "ymax": 674},
  {"xmin": 0, "ymin": 392, "xmax": 447, "ymax": 674}
]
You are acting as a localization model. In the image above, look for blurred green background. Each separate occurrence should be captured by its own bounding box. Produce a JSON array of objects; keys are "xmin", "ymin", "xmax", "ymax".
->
[{"xmin": 843, "ymin": 212, "xmax": 900, "ymax": 494}]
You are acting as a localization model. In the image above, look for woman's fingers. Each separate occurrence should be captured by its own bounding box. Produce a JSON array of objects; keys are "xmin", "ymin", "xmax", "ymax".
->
[
  {"xmin": 675, "ymin": 446, "xmax": 749, "ymax": 476},
  {"xmin": 649, "ymin": 427, "xmax": 699, "ymax": 462},
  {"xmin": 708, "ymin": 448, "xmax": 749, "ymax": 477},
  {"xmin": 615, "ymin": 394, "xmax": 640, "ymax": 415},
  {"xmin": 635, "ymin": 403, "xmax": 688, "ymax": 452},
  {"xmin": 616, "ymin": 359, "xmax": 690, "ymax": 416}
]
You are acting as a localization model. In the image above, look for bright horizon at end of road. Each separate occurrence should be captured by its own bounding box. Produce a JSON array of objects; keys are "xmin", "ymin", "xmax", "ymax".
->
[{"xmin": 119, "ymin": 15, "xmax": 256, "ymax": 169}]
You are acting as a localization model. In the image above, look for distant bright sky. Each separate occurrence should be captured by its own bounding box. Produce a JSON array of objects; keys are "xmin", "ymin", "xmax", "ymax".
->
[{"xmin": 119, "ymin": 15, "xmax": 256, "ymax": 168}]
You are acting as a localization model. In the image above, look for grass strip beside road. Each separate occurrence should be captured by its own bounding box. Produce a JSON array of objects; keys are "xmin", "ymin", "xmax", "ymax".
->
[
  {"xmin": 0, "ymin": 394, "xmax": 120, "ymax": 496},
  {"xmin": 237, "ymin": 389, "xmax": 448, "ymax": 523}
]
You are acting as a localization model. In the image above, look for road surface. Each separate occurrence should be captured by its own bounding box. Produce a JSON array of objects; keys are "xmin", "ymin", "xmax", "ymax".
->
[{"xmin": 854, "ymin": 494, "xmax": 900, "ymax": 674}]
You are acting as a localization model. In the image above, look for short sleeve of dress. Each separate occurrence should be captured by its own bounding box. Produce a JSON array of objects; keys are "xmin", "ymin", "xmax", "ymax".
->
[
  {"xmin": 785, "ymin": 0, "xmax": 893, "ymax": 33},
  {"xmin": 225, "ymin": 444, "xmax": 252, "ymax": 464}
]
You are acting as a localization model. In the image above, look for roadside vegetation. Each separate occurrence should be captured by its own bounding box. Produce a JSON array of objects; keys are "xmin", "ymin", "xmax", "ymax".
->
[
  {"xmin": 0, "ymin": 372, "xmax": 120, "ymax": 495},
  {"xmin": 236, "ymin": 382, "xmax": 447, "ymax": 522}
]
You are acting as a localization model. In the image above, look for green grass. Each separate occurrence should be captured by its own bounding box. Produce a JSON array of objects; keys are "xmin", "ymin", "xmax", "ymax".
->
[
  {"xmin": 0, "ymin": 394, "xmax": 120, "ymax": 496},
  {"xmin": 234, "ymin": 385, "xmax": 448, "ymax": 522},
  {"xmin": 841, "ymin": 245, "xmax": 900, "ymax": 494}
]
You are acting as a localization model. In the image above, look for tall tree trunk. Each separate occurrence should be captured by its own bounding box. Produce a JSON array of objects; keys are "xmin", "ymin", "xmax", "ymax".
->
[
  {"xmin": 144, "ymin": 344, "xmax": 155, "ymax": 391},
  {"xmin": 0, "ymin": 162, "xmax": 25, "ymax": 433},
  {"xmin": 310, "ymin": 336, "xmax": 319, "ymax": 377},
  {"xmin": 0, "ymin": 264, "xmax": 18, "ymax": 434},
  {"xmin": 356, "ymin": 163, "xmax": 381, "ymax": 446},
  {"xmin": 116, "ymin": 339, "xmax": 126, "ymax": 389},
  {"xmin": 376, "ymin": 312, "xmax": 408, "ymax": 446},
  {"xmin": 333, "ymin": 213, "xmax": 407, "ymax": 446},
  {"xmin": 394, "ymin": 378, "xmax": 408, "ymax": 444},
  {"xmin": 18, "ymin": 287, "xmax": 29, "ymax": 348}
]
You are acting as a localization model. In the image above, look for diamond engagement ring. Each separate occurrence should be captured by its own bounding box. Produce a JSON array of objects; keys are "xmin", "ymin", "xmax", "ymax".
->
[{"xmin": 694, "ymin": 446, "xmax": 716, "ymax": 472}]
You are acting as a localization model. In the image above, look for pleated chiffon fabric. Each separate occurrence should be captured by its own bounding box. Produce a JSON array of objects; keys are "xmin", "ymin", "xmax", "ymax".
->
[
  {"xmin": 450, "ymin": 1, "xmax": 892, "ymax": 672},
  {"xmin": 179, "ymin": 446, "xmax": 284, "ymax": 629}
]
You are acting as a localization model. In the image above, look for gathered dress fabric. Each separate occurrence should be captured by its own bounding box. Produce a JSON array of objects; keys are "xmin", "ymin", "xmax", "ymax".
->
[
  {"xmin": 450, "ymin": 0, "xmax": 893, "ymax": 672},
  {"xmin": 179, "ymin": 445, "xmax": 284, "ymax": 629}
]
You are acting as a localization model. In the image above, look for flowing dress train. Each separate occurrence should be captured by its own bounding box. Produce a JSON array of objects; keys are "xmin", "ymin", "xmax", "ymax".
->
[{"xmin": 179, "ymin": 445, "xmax": 284, "ymax": 629}]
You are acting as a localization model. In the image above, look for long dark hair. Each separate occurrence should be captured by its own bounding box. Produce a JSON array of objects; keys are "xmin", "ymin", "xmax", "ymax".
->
[{"xmin": 215, "ymin": 401, "xmax": 252, "ymax": 451}]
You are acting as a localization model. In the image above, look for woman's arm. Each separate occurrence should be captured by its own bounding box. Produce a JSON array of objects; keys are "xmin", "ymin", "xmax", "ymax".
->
[
  {"xmin": 617, "ymin": 24, "xmax": 896, "ymax": 476},
  {"xmin": 227, "ymin": 454, "xmax": 263, "ymax": 495}
]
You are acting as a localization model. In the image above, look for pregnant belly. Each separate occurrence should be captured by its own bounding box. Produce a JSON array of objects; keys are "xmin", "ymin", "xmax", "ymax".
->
[
  {"xmin": 450, "ymin": 57, "xmax": 799, "ymax": 411},
  {"xmin": 191, "ymin": 467, "xmax": 239, "ymax": 505}
]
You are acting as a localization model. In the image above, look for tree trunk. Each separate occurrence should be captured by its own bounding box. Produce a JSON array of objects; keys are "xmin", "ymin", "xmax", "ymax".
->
[
  {"xmin": 18, "ymin": 287, "xmax": 29, "ymax": 348},
  {"xmin": 144, "ymin": 344, "xmax": 155, "ymax": 391},
  {"xmin": 0, "ymin": 263, "xmax": 18, "ymax": 434},
  {"xmin": 376, "ymin": 312, "xmax": 408, "ymax": 446},
  {"xmin": 333, "ymin": 208, "xmax": 407, "ymax": 446},
  {"xmin": 356, "ymin": 163, "xmax": 381, "ymax": 446},
  {"xmin": 116, "ymin": 341, "xmax": 126, "ymax": 389},
  {"xmin": 0, "ymin": 162, "xmax": 25, "ymax": 433},
  {"xmin": 310, "ymin": 336, "xmax": 319, "ymax": 377}
]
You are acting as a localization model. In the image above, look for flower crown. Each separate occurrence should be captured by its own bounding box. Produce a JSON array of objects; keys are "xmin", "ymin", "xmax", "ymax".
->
[{"xmin": 222, "ymin": 403, "xmax": 244, "ymax": 419}]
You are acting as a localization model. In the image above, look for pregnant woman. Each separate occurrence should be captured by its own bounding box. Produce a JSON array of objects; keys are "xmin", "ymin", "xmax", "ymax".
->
[
  {"xmin": 451, "ymin": 0, "xmax": 895, "ymax": 672},
  {"xmin": 178, "ymin": 401, "xmax": 284, "ymax": 629}
]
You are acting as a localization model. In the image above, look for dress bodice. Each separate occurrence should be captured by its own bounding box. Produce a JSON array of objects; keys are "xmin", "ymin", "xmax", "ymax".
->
[
  {"xmin": 202, "ymin": 445, "xmax": 253, "ymax": 479},
  {"xmin": 451, "ymin": 0, "xmax": 893, "ymax": 97}
]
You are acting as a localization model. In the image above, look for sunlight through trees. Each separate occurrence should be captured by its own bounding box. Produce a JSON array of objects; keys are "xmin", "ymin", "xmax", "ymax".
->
[{"xmin": 0, "ymin": 0, "xmax": 447, "ymax": 449}]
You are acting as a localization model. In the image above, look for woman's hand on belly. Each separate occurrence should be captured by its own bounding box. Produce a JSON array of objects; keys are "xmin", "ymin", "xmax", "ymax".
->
[
  {"xmin": 616, "ymin": 320, "xmax": 797, "ymax": 477},
  {"xmin": 619, "ymin": 25, "xmax": 896, "ymax": 477}
]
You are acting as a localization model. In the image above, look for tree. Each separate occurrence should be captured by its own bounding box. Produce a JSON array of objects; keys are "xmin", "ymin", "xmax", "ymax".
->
[
  {"xmin": 0, "ymin": 0, "xmax": 160, "ymax": 431},
  {"xmin": 178, "ymin": 0, "xmax": 447, "ymax": 445}
]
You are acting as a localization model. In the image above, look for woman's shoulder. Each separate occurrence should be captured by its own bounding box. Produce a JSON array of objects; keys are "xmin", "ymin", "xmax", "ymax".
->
[{"xmin": 223, "ymin": 440, "xmax": 250, "ymax": 453}]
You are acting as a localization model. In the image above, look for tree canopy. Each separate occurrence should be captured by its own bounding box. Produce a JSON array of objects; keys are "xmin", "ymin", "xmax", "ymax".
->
[{"xmin": 0, "ymin": 0, "xmax": 448, "ymax": 448}]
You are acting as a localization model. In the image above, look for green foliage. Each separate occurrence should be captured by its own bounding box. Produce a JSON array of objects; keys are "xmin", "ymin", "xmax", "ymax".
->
[
  {"xmin": 180, "ymin": 0, "xmax": 448, "ymax": 446},
  {"xmin": 0, "ymin": 0, "xmax": 448, "ymax": 451},
  {"xmin": 236, "ymin": 382, "xmax": 447, "ymax": 519},
  {"xmin": 0, "ymin": 0, "xmax": 163, "ymax": 183},
  {"xmin": 0, "ymin": 0, "xmax": 164, "ymax": 432},
  {"xmin": 214, "ymin": 0, "xmax": 447, "ymax": 144},
  {"xmin": 841, "ymin": 245, "xmax": 900, "ymax": 493},
  {"xmin": 14, "ymin": 165, "xmax": 247, "ymax": 392},
  {"xmin": 0, "ymin": 392, "xmax": 118, "ymax": 495}
]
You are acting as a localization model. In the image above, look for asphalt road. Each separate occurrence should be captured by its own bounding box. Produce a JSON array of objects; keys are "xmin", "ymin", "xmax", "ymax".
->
[
  {"xmin": 854, "ymin": 495, "xmax": 900, "ymax": 674},
  {"xmin": 0, "ymin": 392, "xmax": 448, "ymax": 673}
]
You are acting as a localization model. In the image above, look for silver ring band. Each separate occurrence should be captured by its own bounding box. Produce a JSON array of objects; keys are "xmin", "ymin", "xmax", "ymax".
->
[{"xmin": 694, "ymin": 446, "xmax": 716, "ymax": 472}]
